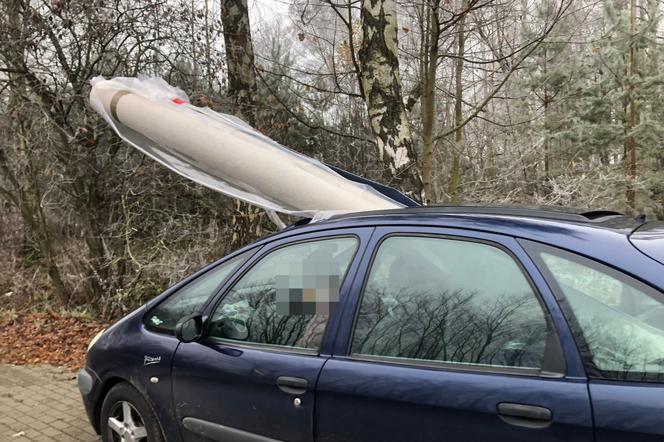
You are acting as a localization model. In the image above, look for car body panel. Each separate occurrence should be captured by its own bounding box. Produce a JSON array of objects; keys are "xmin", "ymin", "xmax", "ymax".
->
[
  {"xmin": 173, "ymin": 343, "xmax": 324, "ymax": 442},
  {"xmin": 171, "ymin": 227, "xmax": 375, "ymax": 442},
  {"xmin": 317, "ymin": 225, "xmax": 593, "ymax": 442},
  {"xmin": 589, "ymin": 380, "xmax": 664, "ymax": 441},
  {"xmin": 84, "ymin": 306, "xmax": 184, "ymax": 441},
  {"xmin": 520, "ymin": 236, "xmax": 664, "ymax": 442},
  {"xmin": 630, "ymin": 221, "xmax": 664, "ymax": 265},
  {"xmin": 83, "ymin": 243, "xmax": 268, "ymax": 441},
  {"xmin": 316, "ymin": 359, "xmax": 593, "ymax": 442},
  {"xmin": 79, "ymin": 208, "xmax": 664, "ymax": 442}
]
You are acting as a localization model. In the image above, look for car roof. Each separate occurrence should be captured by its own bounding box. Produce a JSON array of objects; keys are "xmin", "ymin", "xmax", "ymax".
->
[
  {"xmin": 258, "ymin": 205, "xmax": 642, "ymax": 255},
  {"xmin": 328, "ymin": 205, "xmax": 634, "ymax": 224},
  {"xmin": 309, "ymin": 205, "xmax": 643, "ymax": 235},
  {"xmin": 237, "ymin": 204, "xmax": 664, "ymax": 294},
  {"xmin": 262, "ymin": 205, "xmax": 643, "ymax": 267}
]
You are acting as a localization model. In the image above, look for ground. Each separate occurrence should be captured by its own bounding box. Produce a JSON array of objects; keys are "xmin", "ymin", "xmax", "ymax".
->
[
  {"xmin": 0, "ymin": 312, "xmax": 108, "ymax": 441},
  {"xmin": 0, "ymin": 312, "xmax": 108, "ymax": 370},
  {"xmin": 0, "ymin": 364, "xmax": 100, "ymax": 441}
]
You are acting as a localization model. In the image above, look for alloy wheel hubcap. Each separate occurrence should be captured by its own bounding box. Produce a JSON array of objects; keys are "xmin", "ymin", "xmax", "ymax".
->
[{"xmin": 107, "ymin": 401, "xmax": 148, "ymax": 442}]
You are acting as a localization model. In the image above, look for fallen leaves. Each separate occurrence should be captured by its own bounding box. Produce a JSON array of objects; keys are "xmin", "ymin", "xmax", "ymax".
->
[{"xmin": 0, "ymin": 312, "xmax": 109, "ymax": 371}]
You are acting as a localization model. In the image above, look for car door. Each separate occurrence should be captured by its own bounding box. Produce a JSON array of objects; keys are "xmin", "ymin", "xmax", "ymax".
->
[
  {"xmin": 315, "ymin": 226, "xmax": 594, "ymax": 442},
  {"xmin": 171, "ymin": 227, "xmax": 372, "ymax": 442},
  {"xmin": 140, "ymin": 248, "xmax": 257, "ymax": 440},
  {"xmin": 523, "ymin": 240, "xmax": 664, "ymax": 441}
]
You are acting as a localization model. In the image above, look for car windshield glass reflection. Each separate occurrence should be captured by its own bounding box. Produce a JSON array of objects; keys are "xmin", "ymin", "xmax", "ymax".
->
[
  {"xmin": 540, "ymin": 251, "xmax": 664, "ymax": 379},
  {"xmin": 148, "ymin": 250, "xmax": 252, "ymax": 331},
  {"xmin": 352, "ymin": 237, "xmax": 550, "ymax": 370},
  {"xmin": 209, "ymin": 237, "xmax": 358, "ymax": 350}
]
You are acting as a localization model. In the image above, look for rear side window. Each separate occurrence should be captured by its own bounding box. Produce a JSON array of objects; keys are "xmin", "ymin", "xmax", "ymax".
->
[
  {"xmin": 208, "ymin": 237, "xmax": 358, "ymax": 351},
  {"xmin": 527, "ymin": 242, "xmax": 664, "ymax": 382},
  {"xmin": 351, "ymin": 236, "xmax": 555, "ymax": 372},
  {"xmin": 147, "ymin": 250, "xmax": 253, "ymax": 332}
]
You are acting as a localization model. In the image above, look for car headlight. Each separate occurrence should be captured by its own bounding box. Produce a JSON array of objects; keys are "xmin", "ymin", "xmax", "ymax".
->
[{"xmin": 87, "ymin": 328, "xmax": 106, "ymax": 352}]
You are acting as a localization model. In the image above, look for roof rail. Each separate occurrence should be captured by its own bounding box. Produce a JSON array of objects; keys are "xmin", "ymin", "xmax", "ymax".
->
[{"xmin": 327, "ymin": 205, "xmax": 628, "ymax": 224}]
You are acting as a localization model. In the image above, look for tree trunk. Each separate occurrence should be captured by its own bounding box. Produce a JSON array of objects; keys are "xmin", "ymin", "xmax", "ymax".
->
[
  {"xmin": 191, "ymin": 0, "xmax": 198, "ymax": 92},
  {"xmin": 626, "ymin": 0, "xmax": 637, "ymax": 210},
  {"xmin": 543, "ymin": 46, "xmax": 550, "ymax": 180},
  {"xmin": 220, "ymin": 0, "xmax": 266, "ymax": 249},
  {"xmin": 204, "ymin": 0, "xmax": 213, "ymax": 91},
  {"xmin": 420, "ymin": 0, "xmax": 440, "ymax": 205},
  {"xmin": 447, "ymin": 2, "xmax": 467, "ymax": 203},
  {"xmin": 359, "ymin": 0, "xmax": 422, "ymax": 197},
  {"xmin": 220, "ymin": 0, "xmax": 259, "ymax": 127}
]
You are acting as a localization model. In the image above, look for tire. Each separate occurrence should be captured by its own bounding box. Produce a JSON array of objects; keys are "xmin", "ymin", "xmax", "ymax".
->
[{"xmin": 100, "ymin": 382, "xmax": 164, "ymax": 442}]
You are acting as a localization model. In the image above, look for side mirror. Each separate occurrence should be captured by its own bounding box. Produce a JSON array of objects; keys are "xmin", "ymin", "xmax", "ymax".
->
[
  {"xmin": 175, "ymin": 314, "xmax": 203, "ymax": 343},
  {"xmin": 218, "ymin": 317, "xmax": 249, "ymax": 341}
]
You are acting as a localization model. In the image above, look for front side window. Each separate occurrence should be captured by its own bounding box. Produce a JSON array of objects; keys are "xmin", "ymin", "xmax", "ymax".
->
[
  {"xmin": 147, "ymin": 250, "xmax": 253, "ymax": 332},
  {"xmin": 529, "ymin": 243, "xmax": 664, "ymax": 381},
  {"xmin": 351, "ymin": 236, "xmax": 554, "ymax": 371},
  {"xmin": 208, "ymin": 237, "xmax": 358, "ymax": 351}
]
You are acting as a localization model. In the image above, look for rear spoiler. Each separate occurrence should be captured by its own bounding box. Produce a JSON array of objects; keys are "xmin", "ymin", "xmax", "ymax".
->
[{"xmin": 326, "ymin": 164, "xmax": 421, "ymax": 208}]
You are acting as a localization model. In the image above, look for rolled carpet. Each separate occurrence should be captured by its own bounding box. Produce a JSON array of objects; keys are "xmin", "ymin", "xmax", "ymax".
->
[{"xmin": 89, "ymin": 76, "xmax": 402, "ymax": 220}]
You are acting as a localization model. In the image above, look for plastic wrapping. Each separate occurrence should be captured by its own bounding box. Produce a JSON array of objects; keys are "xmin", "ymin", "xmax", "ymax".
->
[{"xmin": 89, "ymin": 76, "xmax": 403, "ymax": 221}]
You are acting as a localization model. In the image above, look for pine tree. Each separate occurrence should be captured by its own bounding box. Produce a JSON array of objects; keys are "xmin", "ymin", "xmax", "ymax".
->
[{"xmin": 560, "ymin": 0, "xmax": 664, "ymax": 213}]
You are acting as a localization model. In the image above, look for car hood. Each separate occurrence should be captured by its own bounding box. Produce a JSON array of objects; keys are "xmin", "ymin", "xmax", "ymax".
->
[{"xmin": 630, "ymin": 222, "xmax": 664, "ymax": 265}]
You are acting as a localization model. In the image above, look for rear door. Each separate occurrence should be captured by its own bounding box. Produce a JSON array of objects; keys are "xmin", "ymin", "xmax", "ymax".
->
[
  {"xmin": 172, "ymin": 227, "xmax": 372, "ymax": 442},
  {"xmin": 524, "ymin": 240, "xmax": 664, "ymax": 441},
  {"xmin": 315, "ymin": 226, "xmax": 593, "ymax": 442}
]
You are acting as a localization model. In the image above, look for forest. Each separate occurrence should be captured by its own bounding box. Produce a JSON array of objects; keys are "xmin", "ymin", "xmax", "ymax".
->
[{"xmin": 1, "ymin": 0, "xmax": 662, "ymax": 318}]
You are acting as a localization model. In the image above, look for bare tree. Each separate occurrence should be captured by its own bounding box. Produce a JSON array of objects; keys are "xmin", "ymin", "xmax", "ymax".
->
[
  {"xmin": 447, "ymin": 1, "xmax": 468, "ymax": 202},
  {"xmin": 220, "ymin": 0, "xmax": 268, "ymax": 248},
  {"xmin": 221, "ymin": 0, "xmax": 260, "ymax": 125},
  {"xmin": 626, "ymin": 0, "xmax": 637, "ymax": 209},
  {"xmin": 359, "ymin": 0, "xmax": 422, "ymax": 196},
  {"xmin": 420, "ymin": 0, "xmax": 441, "ymax": 204}
]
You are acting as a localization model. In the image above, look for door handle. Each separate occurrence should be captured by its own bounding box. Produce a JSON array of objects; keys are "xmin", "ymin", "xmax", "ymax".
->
[
  {"xmin": 497, "ymin": 403, "xmax": 552, "ymax": 429},
  {"xmin": 276, "ymin": 376, "xmax": 308, "ymax": 395}
]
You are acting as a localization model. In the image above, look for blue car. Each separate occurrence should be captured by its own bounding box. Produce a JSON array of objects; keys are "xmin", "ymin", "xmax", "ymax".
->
[{"xmin": 79, "ymin": 206, "xmax": 664, "ymax": 442}]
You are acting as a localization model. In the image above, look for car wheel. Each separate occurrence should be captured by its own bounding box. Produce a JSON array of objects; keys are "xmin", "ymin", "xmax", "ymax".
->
[{"xmin": 100, "ymin": 382, "xmax": 164, "ymax": 442}]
